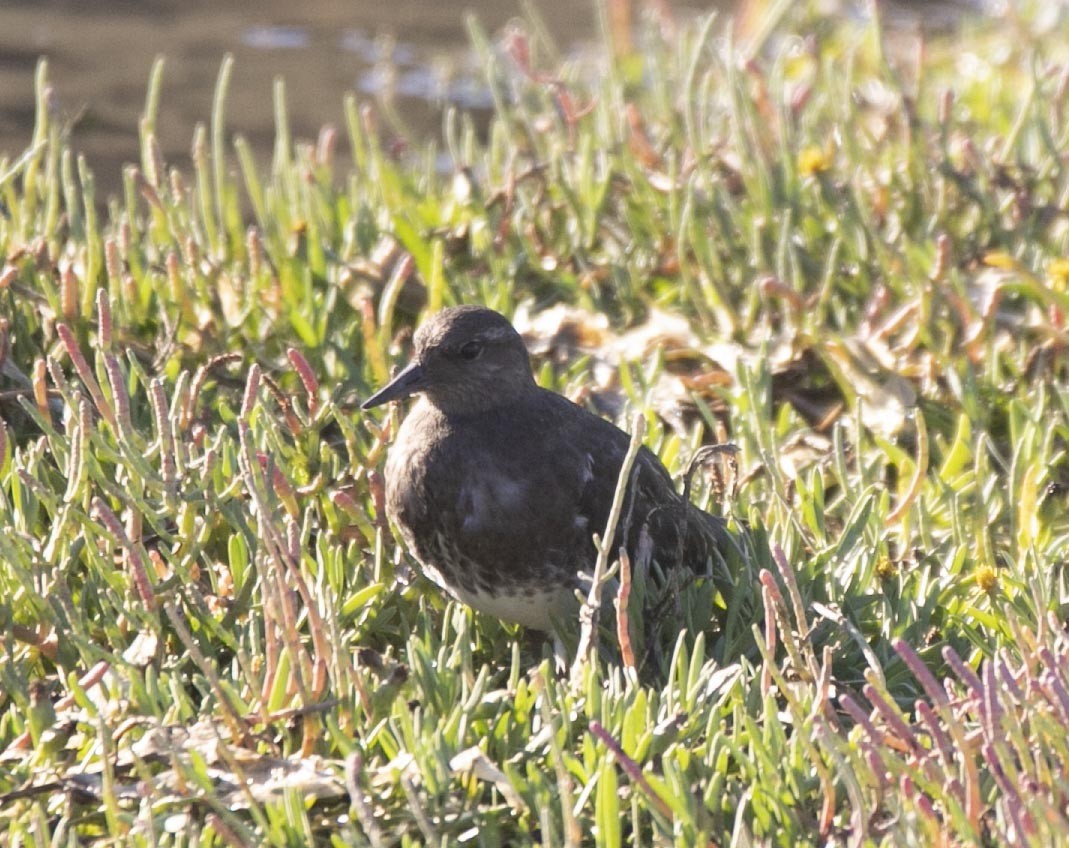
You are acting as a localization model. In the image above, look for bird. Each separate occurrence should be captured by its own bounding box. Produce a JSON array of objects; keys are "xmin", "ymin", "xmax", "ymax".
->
[{"xmin": 361, "ymin": 305, "xmax": 733, "ymax": 631}]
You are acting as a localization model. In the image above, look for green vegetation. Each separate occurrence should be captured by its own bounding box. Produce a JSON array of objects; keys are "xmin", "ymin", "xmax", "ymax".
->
[{"xmin": 3, "ymin": 1, "xmax": 1069, "ymax": 844}]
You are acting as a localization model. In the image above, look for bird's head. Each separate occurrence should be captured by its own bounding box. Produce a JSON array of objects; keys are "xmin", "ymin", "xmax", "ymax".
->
[{"xmin": 361, "ymin": 306, "xmax": 535, "ymax": 414}]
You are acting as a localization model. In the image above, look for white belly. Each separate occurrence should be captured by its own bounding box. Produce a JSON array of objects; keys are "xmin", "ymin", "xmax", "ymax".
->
[{"xmin": 449, "ymin": 583, "xmax": 578, "ymax": 631}]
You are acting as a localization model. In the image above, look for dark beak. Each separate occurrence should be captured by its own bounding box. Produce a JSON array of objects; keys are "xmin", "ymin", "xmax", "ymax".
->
[{"xmin": 361, "ymin": 361, "xmax": 425, "ymax": 409}]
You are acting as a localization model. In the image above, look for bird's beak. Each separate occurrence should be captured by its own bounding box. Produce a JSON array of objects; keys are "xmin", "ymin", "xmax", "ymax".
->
[{"xmin": 361, "ymin": 361, "xmax": 425, "ymax": 409}]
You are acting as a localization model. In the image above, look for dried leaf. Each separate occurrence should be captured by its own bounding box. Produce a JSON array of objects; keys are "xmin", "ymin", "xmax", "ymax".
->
[{"xmin": 450, "ymin": 747, "xmax": 527, "ymax": 813}]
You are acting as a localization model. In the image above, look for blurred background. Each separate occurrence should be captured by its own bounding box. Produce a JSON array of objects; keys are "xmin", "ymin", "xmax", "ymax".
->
[{"xmin": 1, "ymin": 0, "xmax": 991, "ymax": 198}]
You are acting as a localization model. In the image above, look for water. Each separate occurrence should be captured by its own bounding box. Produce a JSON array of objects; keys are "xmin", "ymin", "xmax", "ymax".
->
[
  {"xmin": 0, "ymin": 0, "xmax": 605, "ymax": 196},
  {"xmin": 0, "ymin": 0, "xmax": 993, "ymax": 198}
]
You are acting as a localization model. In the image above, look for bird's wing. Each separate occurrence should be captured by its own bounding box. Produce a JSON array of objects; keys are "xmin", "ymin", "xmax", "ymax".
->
[
  {"xmin": 533, "ymin": 392, "xmax": 671, "ymax": 549},
  {"xmin": 541, "ymin": 391, "xmax": 730, "ymax": 572}
]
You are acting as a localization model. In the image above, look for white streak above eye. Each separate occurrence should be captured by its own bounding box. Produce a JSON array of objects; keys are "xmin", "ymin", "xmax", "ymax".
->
[{"xmin": 478, "ymin": 327, "xmax": 516, "ymax": 343}]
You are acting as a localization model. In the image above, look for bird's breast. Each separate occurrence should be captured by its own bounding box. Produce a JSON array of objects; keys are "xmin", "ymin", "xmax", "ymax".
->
[
  {"xmin": 382, "ymin": 410, "xmax": 438, "ymax": 528},
  {"xmin": 457, "ymin": 472, "xmax": 528, "ymax": 534}
]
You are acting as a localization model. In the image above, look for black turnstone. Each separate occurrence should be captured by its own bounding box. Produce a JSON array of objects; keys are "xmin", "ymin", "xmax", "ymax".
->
[{"xmin": 362, "ymin": 305, "xmax": 732, "ymax": 630}]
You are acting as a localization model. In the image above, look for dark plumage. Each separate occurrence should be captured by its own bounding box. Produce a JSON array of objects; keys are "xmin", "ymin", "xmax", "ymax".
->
[{"xmin": 362, "ymin": 305, "xmax": 731, "ymax": 630}]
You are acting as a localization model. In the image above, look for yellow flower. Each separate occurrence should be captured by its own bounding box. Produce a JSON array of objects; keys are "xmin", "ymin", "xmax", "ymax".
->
[
  {"xmin": 982, "ymin": 251, "xmax": 1017, "ymax": 270},
  {"xmin": 1048, "ymin": 257, "xmax": 1069, "ymax": 291},
  {"xmin": 875, "ymin": 558, "xmax": 897, "ymax": 581},
  {"xmin": 975, "ymin": 566, "xmax": 999, "ymax": 593},
  {"xmin": 798, "ymin": 146, "xmax": 830, "ymax": 176}
]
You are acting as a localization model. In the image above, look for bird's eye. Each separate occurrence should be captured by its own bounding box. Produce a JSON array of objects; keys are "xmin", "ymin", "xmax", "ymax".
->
[{"xmin": 459, "ymin": 341, "xmax": 483, "ymax": 360}]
